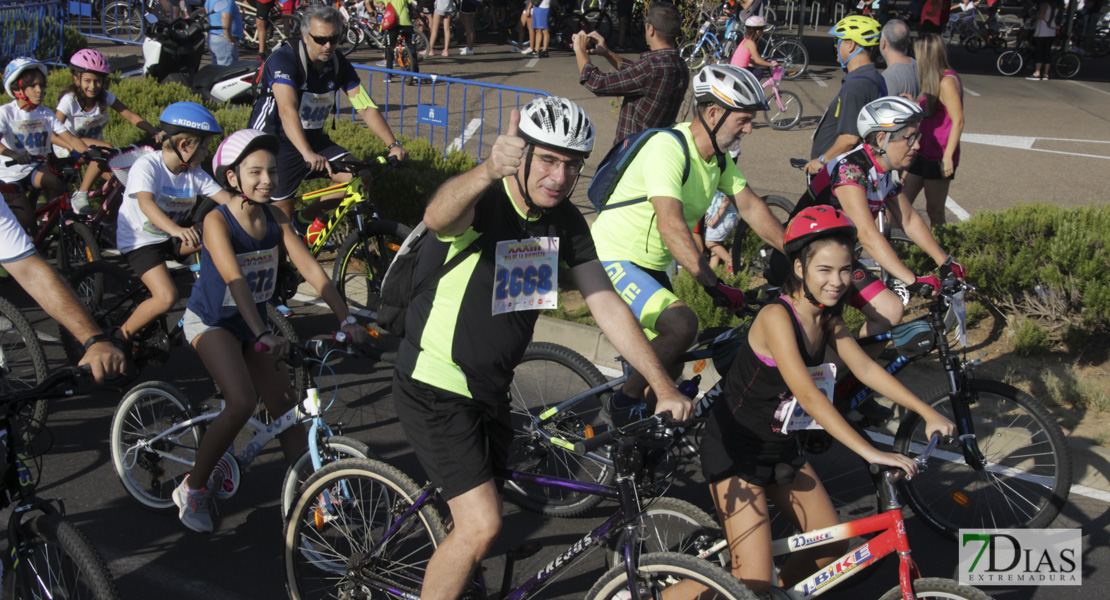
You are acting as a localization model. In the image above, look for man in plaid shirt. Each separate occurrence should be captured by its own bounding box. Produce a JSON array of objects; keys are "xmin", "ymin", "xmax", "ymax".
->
[{"xmin": 573, "ymin": 2, "xmax": 689, "ymax": 147}]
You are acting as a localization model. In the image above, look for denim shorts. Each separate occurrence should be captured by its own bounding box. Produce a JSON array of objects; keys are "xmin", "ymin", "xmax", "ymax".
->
[{"xmin": 208, "ymin": 33, "xmax": 239, "ymax": 67}]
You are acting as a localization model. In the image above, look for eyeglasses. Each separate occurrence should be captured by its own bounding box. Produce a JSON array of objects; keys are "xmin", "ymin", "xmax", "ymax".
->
[
  {"xmin": 309, "ymin": 33, "xmax": 341, "ymax": 47},
  {"xmin": 897, "ymin": 131, "xmax": 922, "ymax": 147},
  {"xmin": 533, "ymin": 153, "xmax": 585, "ymax": 176}
]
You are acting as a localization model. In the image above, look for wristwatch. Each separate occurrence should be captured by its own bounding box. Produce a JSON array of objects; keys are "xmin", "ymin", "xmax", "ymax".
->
[
  {"xmin": 387, "ymin": 141, "xmax": 404, "ymax": 151},
  {"xmin": 818, "ymin": 154, "xmax": 827, "ymax": 165},
  {"xmin": 340, "ymin": 315, "xmax": 358, "ymax": 327}
]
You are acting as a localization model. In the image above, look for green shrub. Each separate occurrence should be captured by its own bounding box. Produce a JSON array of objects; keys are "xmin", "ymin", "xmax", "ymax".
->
[
  {"xmin": 62, "ymin": 26, "xmax": 88, "ymax": 62},
  {"xmin": 965, "ymin": 300, "xmax": 988, "ymax": 330},
  {"xmin": 1009, "ymin": 319, "xmax": 1052, "ymax": 356},
  {"xmin": 672, "ymin": 266, "xmax": 753, "ymax": 329}
]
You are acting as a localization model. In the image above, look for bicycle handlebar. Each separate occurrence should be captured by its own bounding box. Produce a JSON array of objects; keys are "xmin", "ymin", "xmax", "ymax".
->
[
  {"xmin": 868, "ymin": 433, "xmax": 977, "ymax": 480},
  {"xmin": 569, "ymin": 412, "xmax": 688, "ymax": 456},
  {"xmin": 0, "ymin": 365, "xmax": 93, "ymax": 404},
  {"xmin": 256, "ymin": 330, "xmax": 395, "ymax": 364}
]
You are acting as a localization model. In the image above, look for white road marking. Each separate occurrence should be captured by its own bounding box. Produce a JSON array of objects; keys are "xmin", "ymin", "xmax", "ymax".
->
[
  {"xmin": 448, "ymin": 118, "xmax": 483, "ymax": 152},
  {"xmin": 946, "ymin": 196, "xmax": 971, "ymax": 221},
  {"xmin": 808, "ymin": 72, "xmax": 828, "ymax": 87},
  {"xmin": 527, "ymin": 58, "xmax": 539, "ymax": 67},
  {"xmin": 961, "ymin": 133, "xmax": 1110, "ymax": 160},
  {"xmin": 1069, "ymin": 80, "xmax": 1110, "ymax": 97},
  {"xmin": 962, "ymin": 86, "xmax": 980, "ymax": 97}
]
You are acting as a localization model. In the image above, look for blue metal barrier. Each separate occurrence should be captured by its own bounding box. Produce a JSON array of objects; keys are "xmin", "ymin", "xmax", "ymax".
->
[
  {"xmin": 1, "ymin": 1, "xmax": 66, "ymax": 64},
  {"xmin": 69, "ymin": 0, "xmax": 146, "ymax": 46},
  {"xmin": 347, "ymin": 64, "xmax": 550, "ymax": 160}
]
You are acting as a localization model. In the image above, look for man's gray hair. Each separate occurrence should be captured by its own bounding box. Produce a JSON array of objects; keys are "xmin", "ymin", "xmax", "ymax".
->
[
  {"xmin": 300, "ymin": 4, "xmax": 344, "ymax": 34},
  {"xmin": 882, "ymin": 19, "xmax": 911, "ymax": 54}
]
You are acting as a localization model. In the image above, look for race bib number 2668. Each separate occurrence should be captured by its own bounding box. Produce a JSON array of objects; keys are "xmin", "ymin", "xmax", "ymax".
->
[{"xmin": 492, "ymin": 237, "xmax": 559, "ymax": 315}]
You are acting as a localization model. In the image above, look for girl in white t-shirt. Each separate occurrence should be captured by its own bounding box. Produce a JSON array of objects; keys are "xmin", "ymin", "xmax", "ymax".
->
[
  {"xmin": 113, "ymin": 102, "xmax": 234, "ymax": 349},
  {"xmin": 0, "ymin": 59, "xmax": 89, "ymax": 230},
  {"xmin": 56, "ymin": 50, "xmax": 164, "ymax": 214}
]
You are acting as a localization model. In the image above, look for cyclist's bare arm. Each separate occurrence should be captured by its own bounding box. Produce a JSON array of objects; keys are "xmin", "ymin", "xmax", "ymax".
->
[
  {"xmin": 573, "ymin": 260, "xmax": 693, "ymax": 422},
  {"xmin": 2, "ymin": 253, "xmax": 125, "ymax": 382},
  {"xmin": 52, "ymin": 130, "xmax": 89, "ymax": 154},
  {"xmin": 652, "ymin": 195, "xmax": 717, "ymax": 287},
  {"xmin": 425, "ymin": 110, "xmax": 524, "ymax": 237},
  {"xmin": 887, "ymin": 191, "xmax": 950, "ymax": 268},
  {"xmin": 729, "ymin": 186, "xmax": 785, "ymax": 253},
  {"xmin": 836, "ymin": 185, "xmax": 916, "ymax": 285},
  {"xmin": 110, "ymin": 98, "xmax": 162, "ymax": 139},
  {"xmin": 346, "ymin": 86, "xmax": 407, "ymax": 162},
  {"xmin": 273, "ymin": 83, "xmax": 332, "ymax": 175}
]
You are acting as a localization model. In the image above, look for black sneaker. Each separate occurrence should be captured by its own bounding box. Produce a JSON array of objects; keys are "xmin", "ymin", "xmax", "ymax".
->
[
  {"xmin": 538, "ymin": 50, "xmax": 549, "ymax": 58},
  {"xmin": 600, "ymin": 392, "xmax": 651, "ymax": 429}
]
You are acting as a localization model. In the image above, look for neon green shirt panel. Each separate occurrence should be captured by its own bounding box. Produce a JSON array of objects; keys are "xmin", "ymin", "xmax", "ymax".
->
[{"xmin": 591, "ymin": 123, "xmax": 748, "ymax": 271}]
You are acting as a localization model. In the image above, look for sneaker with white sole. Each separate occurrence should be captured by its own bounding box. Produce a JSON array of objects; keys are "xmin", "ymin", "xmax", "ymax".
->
[
  {"xmin": 460, "ymin": 47, "xmax": 474, "ymax": 56},
  {"xmin": 69, "ymin": 191, "xmax": 95, "ymax": 215},
  {"xmin": 521, "ymin": 48, "xmax": 534, "ymax": 56},
  {"xmin": 172, "ymin": 480, "xmax": 213, "ymax": 533},
  {"xmin": 509, "ymin": 46, "xmax": 523, "ymax": 53}
]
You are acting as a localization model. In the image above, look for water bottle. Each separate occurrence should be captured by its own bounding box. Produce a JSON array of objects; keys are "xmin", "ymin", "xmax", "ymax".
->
[{"xmin": 677, "ymin": 374, "xmax": 702, "ymax": 399}]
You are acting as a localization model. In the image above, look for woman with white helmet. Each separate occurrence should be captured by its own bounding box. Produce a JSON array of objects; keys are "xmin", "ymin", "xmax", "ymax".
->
[
  {"xmin": 789, "ymin": 95, "xmax": 965, "ymax": 357},
  {"xmin": 0, "ymin": 58, "xmax": 90, "ymax": 229},
  {"xmin": 55, "ymin": 49, "xmax": 164, "ymax": 214},
  {"xmin": 170, "ymin": 129, "xmax": 366, "ymax": 534},
  {"xmin": 728, "ymin": 15, "xmax": 778, "ymax": 81},
  {"xmin": 396, "ymin": 97, "xmax": 694, "ymax": 600}
]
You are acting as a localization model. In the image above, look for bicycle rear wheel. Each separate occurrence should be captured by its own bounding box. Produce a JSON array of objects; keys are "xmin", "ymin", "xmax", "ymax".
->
[
  {"xmin": 606, "ymin": 497, "xmax": 727, "ymax": 569},
  {"xmin": 767, "ymin": 39, "xmax": 808, "ymax": 79},
  {"xmin": 3, "ymin": 514, "xmax": 121, "ymax": 600},
  {"xmin": 765, "ymin": 90, "xmax": 802, "ymax": 130},
  {"xmin": 678, "ymin": 40, "xmax": 709, "ymax": 69},
  {"xmin": 331, "ymin": 221, "xmax": 412, "ymax": 317},
  {"xmin": 61, "ymin": 261, "xmax": 141, "ymax": 367},
  {"xmin": 0, "ymin": 296, "xmax": 49, "ymax": 443},
  {"xmin": 505, "ymin": 342, "xmax": 613, "ymax": 517},
  {"xmin": 1052, "ymin": 51, "xmax": 1081, "ymax": 79},
  {"xmin": 284, "ymin": 458, "xmax": 447, "ymax": 600},
  {"xmin": 879, "ymin": 577, "xmax": 991, "ymax": 600},
  {"xmin": 997, "ymin": 49, "xmax": 1024, "ymax": 76},
  {"xmin": 56, "ymin": 222, "xmax": 102, "ymax": 274},
  {"xmin": 586, "ymin": 552, "xmax": 758, "ymax": 600},
  {"xmin": 893, "ymin": 379, "xmax": 1070, "ymax": 538},
  {"xmin": 110, "ymin": 380, "xmax": 202, "ymax": 511}
]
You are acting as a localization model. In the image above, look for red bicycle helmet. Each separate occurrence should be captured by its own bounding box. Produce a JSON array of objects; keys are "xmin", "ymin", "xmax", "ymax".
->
[{"xmin": 783, "ymin": 205, "xmax": 857, "ymax": 258}]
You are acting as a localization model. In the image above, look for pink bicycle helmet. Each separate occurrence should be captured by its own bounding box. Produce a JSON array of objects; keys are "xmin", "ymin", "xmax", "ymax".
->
[
  {"xmin": 70, "ymin": 49, "xmax": 111, "ymax": 75},
  {"xmin": 744, "ymin": 15, "xmax": 766, "ymax": 28}
]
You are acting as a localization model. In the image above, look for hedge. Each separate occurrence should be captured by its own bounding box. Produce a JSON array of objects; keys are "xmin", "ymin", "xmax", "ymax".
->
[{"xmin": 2, "ymin": 69, "xmax": 476, "ymax": 227}]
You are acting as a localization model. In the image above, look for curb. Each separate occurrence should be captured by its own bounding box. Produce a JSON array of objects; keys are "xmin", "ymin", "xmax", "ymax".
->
[{"xmin": 533, "ymin": 314, "xmax": 1110, "ymax": 499}]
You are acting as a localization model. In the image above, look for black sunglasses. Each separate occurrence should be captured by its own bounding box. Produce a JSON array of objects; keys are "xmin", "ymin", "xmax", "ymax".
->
[{"xmin": 310, "ymin": 33, "xmax": 342, "ymax": 47}]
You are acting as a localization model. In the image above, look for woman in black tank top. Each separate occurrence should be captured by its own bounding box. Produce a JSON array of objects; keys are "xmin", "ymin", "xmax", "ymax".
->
[{"xmin": 700, "ymin": 206, "xmax": 955, "ymax": 596}]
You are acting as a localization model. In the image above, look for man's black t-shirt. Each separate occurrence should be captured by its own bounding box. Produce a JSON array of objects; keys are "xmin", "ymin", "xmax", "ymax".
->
[
  {"xmin": 810, "ymin": 63, "xmax": 886, "ymax": 160},
  {"xmin": 397, "ymin": 181, "xmax": 598, "ymax": 401}
]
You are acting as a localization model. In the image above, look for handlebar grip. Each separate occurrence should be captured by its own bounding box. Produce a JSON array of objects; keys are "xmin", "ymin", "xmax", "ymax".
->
[
  {"xmin": 572, "ymin": 428, "xmax": 617, "ymax": 455},
  {"xmin": 789, "ymin": 158, "xmax": 808, "ymax": 169}
]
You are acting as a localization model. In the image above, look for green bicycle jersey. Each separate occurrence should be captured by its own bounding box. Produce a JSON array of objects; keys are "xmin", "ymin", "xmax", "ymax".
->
[{"xmin": 591, "ymin": 123, "xmax": 748, "ymax": 271}]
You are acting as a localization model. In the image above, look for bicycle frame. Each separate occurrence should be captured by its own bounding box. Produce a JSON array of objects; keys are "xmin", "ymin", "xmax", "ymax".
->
[
  {"xmin": 762, "ymin": 66, "xmax": 786, "ymax": 111},
  {"xmin": 298, "ymin": 175, "xmax": 382, "ymax": 257}
]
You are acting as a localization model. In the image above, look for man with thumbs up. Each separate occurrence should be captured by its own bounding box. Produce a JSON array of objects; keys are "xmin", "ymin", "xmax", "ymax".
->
[{"xmin": 392, "ymin": 96, "xmax": 694, "ymax": 600}]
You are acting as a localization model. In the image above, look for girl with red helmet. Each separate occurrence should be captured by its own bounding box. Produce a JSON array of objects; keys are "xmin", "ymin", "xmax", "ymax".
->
[
  {"xmin": 56, "ymin": 49, "xmax": 164, "ymax": 214},
  {"xmin": 698, "ymin": 205, "xmax": 954, "ymax": 597}
]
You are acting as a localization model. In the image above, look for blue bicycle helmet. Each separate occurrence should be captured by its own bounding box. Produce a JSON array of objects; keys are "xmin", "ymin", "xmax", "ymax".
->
[{"xmin": 159, "ymin": 102, "xmax": 223, "ymax": 136}]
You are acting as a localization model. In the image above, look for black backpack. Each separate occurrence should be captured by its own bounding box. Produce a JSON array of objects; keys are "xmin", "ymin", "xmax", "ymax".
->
[
  {"xmin": 586, "ymin": 128, "xmax": 694, "ymax": 213},
  {"xmin": 376, "ymin": 223, "xmax": 479, "ymax": 337}
]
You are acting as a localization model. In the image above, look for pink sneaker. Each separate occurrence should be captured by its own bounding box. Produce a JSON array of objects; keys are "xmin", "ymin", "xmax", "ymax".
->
[
  {"xmin": 725, "ymin": 263, "xmax": 734, "ymax": 276},
  {"xmin": 440, "ymin": 49, "xmax": 448, "ymax": 57}
]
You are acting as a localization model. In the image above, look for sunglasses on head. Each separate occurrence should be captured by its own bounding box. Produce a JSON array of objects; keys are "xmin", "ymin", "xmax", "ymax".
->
[{"xmin": 310, "ymin": 33, "xmax": 342, "ymax": 47}]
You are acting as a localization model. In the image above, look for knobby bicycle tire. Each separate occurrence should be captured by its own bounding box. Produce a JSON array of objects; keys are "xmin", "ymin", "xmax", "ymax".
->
[
  {"xmin": 893, "ymin": 379, "xmax": 1070, "ymax": 538},
  {"xmin": 266, "ymin": 303, "xmax": 309, "ymax": 402},
  {"xmin": 110, "ymin": 380, "xmax": 202, "ymax": 511},
  {"xmin": 765, "ymin": 90, "xmax": 803, "ymax": 130},
  {"xmin": 606, "ymin": 497, "xmax": 727, "ymax": 569},
  {"xmin": 878, "ymin": 577, "xmax": 992, "ymax": 600},
  {"xmin": 0, "ymin": 296, "xmax": 49, "ymax": 444},
  {"xmin": 331, "ymin": 221, "xmax": 412, "ymax": 317},
  {"xmin": 56, "ymin": 221, "xmax": 102, "ymax": 274},
  {"xmin": 505, "ymin": 342, "xmax": 613, "ymax": 517},
  {"xmin": 280, "ymin": 435, "xmax": 372, "ymax": 520},
  {"xmin": 730, "ymin": 194, "xmax": 794, "ymax": 271},
  {"xmin": 586, "ymin": 552, "xmax": 758, "ymax": 600},
  {"xmin": 60, "ymin": 261, "xmax": 140, "ymax": 367},
  {"xmin": 284, "ymin": 458, "xmax": 447, "ymax": 600},
  {"xmin": 2, "ymin": 514, "xmax": 121, "ymax": 600}
]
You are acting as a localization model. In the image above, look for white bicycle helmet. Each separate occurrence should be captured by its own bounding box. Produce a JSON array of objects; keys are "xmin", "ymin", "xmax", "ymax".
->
[
  {"xmin": 4, "ymin": 58, "xmax": 49, "ymax": 99},
  {"xmin": 693, "ymin": 64, "xmax": 769, "ymax": 112},
  {"xmin": 212, "ymin": 129, "xmax": 280, "ymax": 187},
  {"xmin": 518, "ymin": 96, "xmax": 595, "ymax": 156},
  {"xmin": 856, "ymin": 95, "xmax": 926, "ymax": 140},
  {"xmin": 744, "ymin": 15, "xmax": 767, "ymax": 28}
]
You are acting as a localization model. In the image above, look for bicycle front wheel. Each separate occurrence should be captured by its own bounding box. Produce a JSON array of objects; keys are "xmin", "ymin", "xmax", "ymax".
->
[
  {"xmin": 331, "ymin": 221, "xmax": 412, "ymax": 317},
  {"xmin": 280, "ymin": 435, "xmax": 372, "ymax": 519},
  {"xmin": 110, "ymin": 381, "xmax": 202, "ymax": 511},
  {"xmin": 879, "ymin": 577, "xmax": 992, "ymax": 600},
  {"xmin": 606, "ymin": 497, "xmax": 728, "ymax": 569},
  {"xmin": 1052, "ymin": 51, "xmax": 1081, "ymax": 79},
  {"xmin": 505, "ymin": 342, "xmax": 613, "ymax": 517},
  {"xmin": 284, "ymin": 458, "xmax": 447, "ymax": 600},
  {"xmin": 767, "ymin": 39, "xmax": 808, "ymax": 79},
  {"xmin": 57, "ymin": 222, "xmax": 102, "ymax": 274},
  {"xmin": 3, "ymin": 515, "xmax": 121, "ymax": 600},
  {"xmin": 893, "ymin": 379, "xmax": 1070, "ymax": 538},
  {"xmin": 765, "ymin": 90, "xmax": 802, "ymax": 130},
  {"xmin": 0, "ymin": 296, "xmax": 49, "ymax": 442},
  {"xmin": 997, "ymin": 49, "xmax": 1024, "ymax": 76},
  {"xmin": 678, "ymin": 41, "xmax": 709, "ymax": 69},
  {"xmin": 586, "ymin": 552, "xmax": 758, "ymax": 600},
  {"xmin": 267, "ymin": 303, "xmax": 309, "ymax": 402}
]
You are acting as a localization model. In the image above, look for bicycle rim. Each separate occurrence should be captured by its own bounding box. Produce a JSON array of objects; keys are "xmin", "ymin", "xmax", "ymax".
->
[
  {"xmin": 505, "ymin": 342, "xmax": 613, "ymax": 517},
  {"xmin": 894, "ymin": 379, "xmax": 1070, "ymax": 537},
  {"xmin": 331, "ymin": 222, "xmax": 411, "ymax": 316},
  {"xmin": 0, "ymin": 296, "xmax": 49, "ymax": 443},
  {"xmin": 285, "ymin": 458, "xmax": 446, "ymax": 600},
  {"xmin": 765, "ymin": 90, "xmax": 802, "ymax": 130},
  {"xmin": 607, "ymin": 497, "xmax": 727, "ymax": 569}
]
